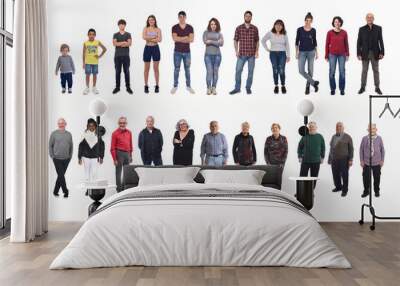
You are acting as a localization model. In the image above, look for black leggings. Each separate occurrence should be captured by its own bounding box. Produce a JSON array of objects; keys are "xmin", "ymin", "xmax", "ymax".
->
[{"xmin": 53, "ymin": 158, "xmax": 70, "ymax": 193}]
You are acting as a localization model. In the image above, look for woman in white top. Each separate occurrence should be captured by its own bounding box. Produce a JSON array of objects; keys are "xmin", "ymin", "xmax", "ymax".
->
[
  {"xmin": 142, "ymin": 15, "xmax": 162, "ymax": 94},
  {"xmin": 261, "ymin": 19, "xmax": 290, "ymax": 94}
]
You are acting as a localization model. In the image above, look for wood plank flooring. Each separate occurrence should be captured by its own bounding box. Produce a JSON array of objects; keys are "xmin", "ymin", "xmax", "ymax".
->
[{"xmin": 0, "ymin": 222, "xmax": 399, "ymax": 286}]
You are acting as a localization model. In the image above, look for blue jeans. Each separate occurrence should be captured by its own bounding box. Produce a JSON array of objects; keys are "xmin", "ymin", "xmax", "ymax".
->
[
  {"xmin": 298, "ymin": 51, "xmax": 315, "ymax": 87},
  {"xmin": 206, "ymin": 155, "xmax": 225, "ymax": 167},
  {"xmin": 60, "ymin": 72, "xmax": 73, "ymax": 89},
  {"xmin": 328, "ymin": 54, "xmax": 346, "ymax": 92},
  {"xmin": 269, "ymin": 51, "xmax": 286, "ymax": 85},
  {"xmin": 235, "ymin": 56, "xmax": 255, "ymax": 90},
  {"xmin": 204, "ymin": 54, "xmax": 222, "ymax": 88},
  {"xmin": 174, "ymin": 52, "xmax": 191, "ymax": 87}
]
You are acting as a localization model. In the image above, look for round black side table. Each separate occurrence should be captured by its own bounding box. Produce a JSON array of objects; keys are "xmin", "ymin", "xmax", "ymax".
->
[{"xmin": 289, "ymin": 177, "xmax": 318, "ymax": 210}]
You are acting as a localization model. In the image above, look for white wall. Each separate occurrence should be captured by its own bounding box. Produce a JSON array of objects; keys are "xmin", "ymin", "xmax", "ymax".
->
[{"xmin": 47, "ymin": 0, "xmax": 400, "ymax": 222}]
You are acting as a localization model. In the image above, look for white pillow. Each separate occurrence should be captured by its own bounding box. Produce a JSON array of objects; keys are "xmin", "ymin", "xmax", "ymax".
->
[
  {"xmin": 135, "ymin": 167, "xmax": 201, "ymax": 186},
  {"xmin": 200, "ymin": 169, "xmax": 266, "ymax": 185}
]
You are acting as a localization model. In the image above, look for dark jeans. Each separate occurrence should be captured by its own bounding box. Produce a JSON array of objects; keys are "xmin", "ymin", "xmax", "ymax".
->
[
  {"xmin": 361, "ymin": 51, "xmax": 380, "ymax": 88},
  {"xmin": 115, "ymin": 56, "xmax": 131, "ymax": 88},
  {"xmin": 331, "ymin": 159, "xmax": 349, "ymax": 191},
  {"xmin": 269, "ymin": 51, "xmax": 286, "ymax": 85},
  {"xmin": 328, "ymin": 54, "xmax": 346, "ymax": 92},
  {"xmin": 300, "ymin": 162, "xmax": 320, "ymax": 177},
  {"xmin": 60, "ymin": 72, "xmax": 73, "ymax": 89},
  {"xmin": 362, "ymin": 165, "xmax": 381, "ymax": 193},
  {"xmin": 116, "ymin": 150, "xmax": 130, "ymax": 192},
  {"xmin": 53, "ymin": 158, "xmax": 70, "ymax": 194},
  {"xmin": 143, "ymin": 155, "xmax": 163, "ymax": 166}
]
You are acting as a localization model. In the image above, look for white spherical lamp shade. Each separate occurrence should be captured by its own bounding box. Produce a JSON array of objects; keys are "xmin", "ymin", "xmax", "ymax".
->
[
  {"xmin": 89, "ymin": 99, "xmax": 107, "ymax": 117},
  {"xmin": 297, "ymin": 99, "xmax": 315, "ymax": 116}
]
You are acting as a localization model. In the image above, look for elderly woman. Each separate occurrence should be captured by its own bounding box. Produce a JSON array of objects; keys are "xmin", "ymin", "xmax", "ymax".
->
[{"xmin": 173, "ymin": 119, "xmax": 195, "ymax": 165}]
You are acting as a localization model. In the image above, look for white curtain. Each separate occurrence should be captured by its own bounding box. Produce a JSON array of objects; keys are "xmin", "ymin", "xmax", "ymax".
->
[{"xmin": 10, "ymin": 0, "xmax": 48, "ymax": 242}]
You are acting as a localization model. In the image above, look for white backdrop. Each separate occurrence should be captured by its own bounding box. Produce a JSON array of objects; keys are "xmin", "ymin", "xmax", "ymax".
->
[{"xmin": 47, "ymin": 0, "xmax": 400, "ymax": 221}]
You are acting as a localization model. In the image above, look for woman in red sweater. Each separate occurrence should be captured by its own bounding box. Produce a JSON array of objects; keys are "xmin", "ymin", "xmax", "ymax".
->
[{"xmin": 325, "ymin": 16, "xmax": 349, "ymax": 95}]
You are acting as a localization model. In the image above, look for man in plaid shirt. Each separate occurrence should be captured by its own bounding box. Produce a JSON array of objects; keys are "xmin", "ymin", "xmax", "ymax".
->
[{"xmin": 230, "ymin": 11, "xmax": 259, "ymax": 95}]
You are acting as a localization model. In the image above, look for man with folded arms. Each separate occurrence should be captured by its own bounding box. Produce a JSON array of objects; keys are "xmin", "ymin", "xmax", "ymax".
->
[
  {"xmin": 328, "ymin": 122, "xmax": 354, "ymax": 197},
  {"xmin": 111, "ymin": 116, "xmax": 133, "ymax": 192},
  {"xmin": 200, "ymin": 121, "xmax": 228, "ymax": 166}
]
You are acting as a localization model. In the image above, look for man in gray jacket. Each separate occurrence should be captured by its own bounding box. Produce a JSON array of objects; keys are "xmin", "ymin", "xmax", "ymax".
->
[
  {"xmin": 328, "ymin": 122, "xmax": 354, "ymax": 197},
  {"xmin": 49, "ymin": 118, "xmax": 73, "ymax": 197}
]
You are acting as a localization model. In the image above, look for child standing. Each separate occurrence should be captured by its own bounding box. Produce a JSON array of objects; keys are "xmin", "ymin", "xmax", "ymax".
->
[
  {"xmin": 55, "ymin": 44, "xmax": 75, "ymax": 94},
  {"xmin": 82, "ymin": 28, "xmax": 107, "ymax": 95}
]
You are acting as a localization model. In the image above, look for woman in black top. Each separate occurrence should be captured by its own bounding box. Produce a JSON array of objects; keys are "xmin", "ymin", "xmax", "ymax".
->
[
  {"xmin": 78, "ymin": 118, "xmax": 105, "ymax": 182},
  {"xmin": 173, "ymin": 119, "xmax": 195, "ymax": 165},
  {"xmin": 232, "ymin": 122, "xmax": 257, "ymax": 166}
]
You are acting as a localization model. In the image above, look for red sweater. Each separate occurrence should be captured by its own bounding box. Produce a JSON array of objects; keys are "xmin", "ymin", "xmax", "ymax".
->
[
  {"xmin": 325, "ymin": 29, "xmax": 349, "ymax": 59},
  {"xmin": 110, "ymin": 128, "xmax": 133, "ymax": 161}
]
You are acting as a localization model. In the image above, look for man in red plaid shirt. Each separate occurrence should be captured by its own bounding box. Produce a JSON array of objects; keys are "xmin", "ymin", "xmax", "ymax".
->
[{"xmin": 230, "ymin": 11, "xmax": 259, "ymax": 95}]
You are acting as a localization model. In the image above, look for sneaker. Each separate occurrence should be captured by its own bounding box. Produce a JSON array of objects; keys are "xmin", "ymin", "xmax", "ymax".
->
[
  {"xmin": 229, "ymin": 89, "xmax": 240, "ymax": 95},
  {"xmin": 112, "ymin": 87, "xmax": 120, "ymax": 94},
  {"xmin": 186, "ymin": 86, "xmax": 195, "ymax": 94},
  {"xmin": 358, "ymin": 87, "xmax": 365, "ymax": 94},
  {"xmin": 53, "ymin": 190, "xmax": 59, "ymax": 197},
  {"xmin": 330, "ymin": 90, "xmax": 335, "ymax": 96},
  {"xmin": 375, "ymin": 191, "xmax": 380, "ymax": 197},
  {"xmin": 340, "ymin": 90, "xmax": 345, "ymax": 96},
  {"xmin": 361, "ymin": 191, "xmax": 370, "ymax": 198},
  {"xmin": 63, "ymin": 190, "xmax": 69, "ymax": 198},
  {"xmin": 126, "ymin": 87, "xmax": 133, "ymax": 94},
  {"xmin": 246, "ymin": 88, "xmax": 252, "ymax": 95},
  {"xmin": 274, "ymin": 86, "xmax": 279, "ymax": 94},
  {"xmin": 83, "ymin": 87, "xmax": 90, "ymax": 95},
  {"xmin": 313, "ymin": 81, "xmax": 320, "ymax": 92},
  {"xmin": 212, "ymin": 87, "xmax": 217, "ymax": 95},
  {"xmin": 62, "ymin": 88, "xmax": 66, "ymax": 94},
  {"xmin": 92, "ymin": 87, "xmax": 99, "ymax": 94},
  {"xmin": 144, "ymin": 86, "xmax": 149, "ymax": 94},
  {"xmin": 375, "ymin": 87, "xmax": 382, "ymax": 95},
  {"xmin": 281, "ymin": 86, "xmax": 287, "ymax": 94},
  {"xmin": 68, "ymin": 88, "xmax": 72, "ymax": 94},
  {"xmin": 341, "ymin": 190, "xmax": 348, "ymax": 197},
  {"xmin": 171, "ymin": 87, "xmax": 178, "ymax": 94},
  {"xmin": 207, "ymin": 88, "xmax": 212, "ymax": 95},
  {"xmin": 155, "ymin": 85, "xmax": 159, "ymax": 93},
  {"xmin": 305, "ymin": 86, "xmax": 310, "ymax": 95},
  {"xmin": 332, "ymin": 188, "xmax": 341, "ymax": 193}
]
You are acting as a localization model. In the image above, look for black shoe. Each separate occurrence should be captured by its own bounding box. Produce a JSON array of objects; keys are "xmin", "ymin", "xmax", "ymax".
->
[
  {"xmin": 53, "ymin": 190, "xmax": 59, "ymax": 197},
  {"xmin": 274, "ymin": 86, "xmax": 279, "ymax": 94},
  {"xmin": 361, "ymin": 191, "xmax": 370, "ymax": 198},
  {"xmin": 144, "ymin": 85, "xmax": 149, "ymax": 94},
  {"xmin": 281, "ymin": 86, "xmax": 287, "ymax": 94},
  {"xmin": 330, "ymin": 90, "xmax": 335, "ymax": 96},
  {"xmin": 155, "ymin": 85, "xmax": 159, "ymax": 93},
  {"xmin": 375, "ymin": 191, "xmax": 380, "ymax": 197},
  {"xmin": 340, "ymin": 90, "xmax": 345, "ymax": 96},
  {"xmin": 246, "ymin": 88, "xmax": 252, "ymax": 95},
  {"xmin": 229, "ymin": 89, "xmax": 240, "ymax": 95},
  {"xmin": 126, "ymin": 87, "xmax": 133, "ymax": 94},
  {"xmin": 341, "ymin": 190, "xmax": 348, "ymax": 197},
  {"xmin": 375, "ymin": 87, "xmax": 382, "ymax": 95},
  {"xmin": 313, "ymin": 81, "xmax": 319, "ymax": 92},
  {"xmin": 358, "ymin": 87, "xmax": 365, "ymax": 94},
  {"xmin": 332, "ymin": 188, "xmax": 342, "ymax": 193},
  {"xmin": 63, "ymin": 190, "xmax": 69, "ymax": 198},
  {"xmin": 112, "ymin": 87, "xmax": 120, "ymax": 94},
  {"xmin": 68, "ymin": 89, "xmax": 72, "ymax": 94},
  {"xmin": 305, "ymin": 86, "xmax": 310, "ymax": 95}
]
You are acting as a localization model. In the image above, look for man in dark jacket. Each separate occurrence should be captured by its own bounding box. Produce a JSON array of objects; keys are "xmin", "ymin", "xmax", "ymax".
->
[
  {"xmin": 138, "ymin": 116, "xmax": 163, "ymax": 165},
  {"xmin": 232, "ymin": 122, "xmax": 257, "ymax": 166},
  {"xmin": 357, "ymin": 13, "xmax": 384, "ymax": 95}
]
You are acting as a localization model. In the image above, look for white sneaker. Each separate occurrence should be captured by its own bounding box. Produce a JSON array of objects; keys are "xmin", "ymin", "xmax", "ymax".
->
[
  {"xmin": 187, "ymin": 87, "xmax": 195, "ymax": 94},
  {"xmin": 171, "ymin": 87, "xmax": 178, "ymax": 94},
  {"xmin": 207, "ymin": 88, "xmax": 212, "ymax": 95},
  {"xmin": 212, "ymin": 87, "xmax": 217, "ymax": 95},
  {"xmin": 83, "ymin": 87, "xmax": 90, "ymax": 95},
  {"xmin": 92, "ymin": 87, "xmax": 99, "ymax": 94}
]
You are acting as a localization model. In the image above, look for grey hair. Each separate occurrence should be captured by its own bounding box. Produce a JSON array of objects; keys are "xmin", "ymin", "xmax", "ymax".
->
[
  {"xmin": 146, "ymin": 115, "xmax": 155, "ymax": 122},
  {"xmin": 118, "ymin": 116, "xmax": 127, "ymax": 122},
  {"xmin": 57, "ymin": 117, "xmax": 66, "ymax": 123},
  {"xmin": 176, "ymin": 119, "xmax": 190, "ymax": 131}
]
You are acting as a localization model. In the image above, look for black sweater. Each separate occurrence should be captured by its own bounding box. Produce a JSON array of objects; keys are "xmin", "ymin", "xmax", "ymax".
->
[
  {"xmin": 232, "ymin": 133, "xmax": 257, "ymax": 165},
  {"xmin": 78, "ymin": 138, "xmax": 105, "ymax": 159}
]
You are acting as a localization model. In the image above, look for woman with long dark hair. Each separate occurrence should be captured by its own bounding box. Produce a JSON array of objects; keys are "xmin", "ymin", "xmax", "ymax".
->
[
  {"xmin": 262, "ymin": 19, "xmax": 290, "ymax": 94},
  {"xmin": 203, "ymin": 18, "xmax": 224, "ymax": 95},
  {"xmin": 142, "ymin": 15, "xmax": 162, "ymax": 94}
]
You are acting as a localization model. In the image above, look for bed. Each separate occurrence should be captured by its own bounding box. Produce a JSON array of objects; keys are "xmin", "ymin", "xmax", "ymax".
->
[{"xmin": 50, "ymin": 165, "xmax": 350, "ymax": 269}]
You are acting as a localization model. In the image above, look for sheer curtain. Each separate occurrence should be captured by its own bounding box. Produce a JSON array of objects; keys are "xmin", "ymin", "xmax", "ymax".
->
[{"xmin": 10, "ymin": 0, "xmax": 48, "ymax": 242}]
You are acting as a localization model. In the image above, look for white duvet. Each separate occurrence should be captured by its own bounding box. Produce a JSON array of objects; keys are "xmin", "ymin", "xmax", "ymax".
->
[{"xmin": 50, "ymin": 183, "xmax": 351, "ymax": 269}]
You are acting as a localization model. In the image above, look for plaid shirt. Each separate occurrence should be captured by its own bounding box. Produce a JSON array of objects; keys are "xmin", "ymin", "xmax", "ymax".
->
[{"xmin": 234, "ymin": 23, "xmax": 259, "ymax": 56}]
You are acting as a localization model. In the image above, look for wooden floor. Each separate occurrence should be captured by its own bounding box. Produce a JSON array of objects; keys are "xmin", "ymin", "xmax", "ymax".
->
[{"xmin": 0, "ymin": 222, "xmax": 399, "ymax": 286}]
